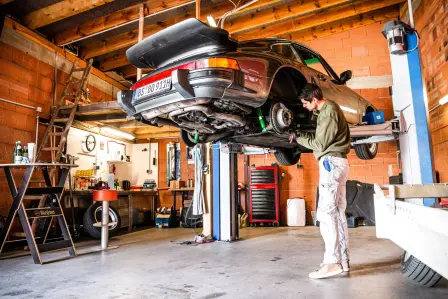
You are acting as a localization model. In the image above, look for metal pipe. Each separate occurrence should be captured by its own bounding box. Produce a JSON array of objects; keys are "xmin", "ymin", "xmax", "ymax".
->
[
  {"xmin": 58, "ymin": 1, "xmax": 196, "ymax": 46},
  {"xmin": 101, "ymin": 201, "xmax": 109, "ymax": 250},
  {"xmin": 0, "ymin": 97, "xmax": 39, "ymax": 110},
  {"xmin": 407, "ymin": 0, "xmax": 415, "ymax": 28},
  {"xmin": 220, "ymin": 0, "xmax": 258, "ymax": 29}
]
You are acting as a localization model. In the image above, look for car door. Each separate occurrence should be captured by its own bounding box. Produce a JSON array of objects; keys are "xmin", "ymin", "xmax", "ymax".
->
[{"xmin": 292, "ymin": 45, "xmax": 361, "ymax": 124}]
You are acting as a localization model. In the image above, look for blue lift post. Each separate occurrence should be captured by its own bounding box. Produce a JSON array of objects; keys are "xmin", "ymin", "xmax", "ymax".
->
[{"xmin": 386, "ymin": 23, "xmax": 435, "ymax": 206}]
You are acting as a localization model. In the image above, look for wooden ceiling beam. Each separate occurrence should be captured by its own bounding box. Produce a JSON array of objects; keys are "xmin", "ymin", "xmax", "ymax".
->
[
  {"xmin": 0, "ymin": 0, "xmax": 15, "ymax": 4},
  {"xmin": 227, "ymin": 0, "xmax": 355, "ymax": 35},
  {"xmin": 234, "ymin": 0, "xmax": 404, "ymax": 40},
  {"xmin": 115, "ymin": 64, "xmax": 152, "ymax": 79},
  {"xmin": 22, "ymin": 0, "xmax": 114, "ymax": 30},
  {"xmin": 279, "ymin": 5, "xmax": 400, "ymax": 42},
  {"xmin": 54, "ymin": 0, "xmax": 194, "ymax": 46},
  {"xmin": 99, "ymin": 52, "xmax": 131, "ymax": 72},
  {"xmin": 81, "ymin": 1, "xmax": 235, "ymax": 59},
  {"xmin": 135, "ymin": 131, "xmax": 180, "ymax": 139}
]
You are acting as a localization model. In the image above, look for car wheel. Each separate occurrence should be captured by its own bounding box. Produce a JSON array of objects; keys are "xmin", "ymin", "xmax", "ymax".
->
[
  {"xmin": 270, "ymin": 103, "xmax": 292, "ymax": 134},
  {"xmin": 83, "ymin": 203, "xmax": 121, "ymax": 240},
  {"xmin": 274, "ymin": 148, "xmax": 301, "ymax": 166},
  {"xmin": 401, "ymin": 251, "xmax": 442, "ymax": 287},
  {"xmin": 180, "ymin": 129, "xmax": 197, "ymax": 147},
  {"xmin": 354, "ymin": 143, "xmax": 378, "ymax": 160}
]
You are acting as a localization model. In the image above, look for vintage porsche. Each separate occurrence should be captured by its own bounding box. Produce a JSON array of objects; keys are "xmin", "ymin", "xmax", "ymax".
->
[{"xmin": 118, "ymin": 18, "xmax": 377, "ymax": 165}]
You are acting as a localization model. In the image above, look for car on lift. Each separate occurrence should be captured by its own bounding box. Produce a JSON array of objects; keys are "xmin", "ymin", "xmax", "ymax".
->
[{"xmin": 118, "ymin": 18, "xmax": 378, "ymax": 166}]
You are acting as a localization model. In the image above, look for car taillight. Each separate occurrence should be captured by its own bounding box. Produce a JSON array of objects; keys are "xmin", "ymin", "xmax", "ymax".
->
[
  {"xmin": 196, "ymin": 58, "xmax": 240, "ymax": 70},
  {"xmin": 131, "ymin": 58, "xmax": 240, "ymax": 90}
]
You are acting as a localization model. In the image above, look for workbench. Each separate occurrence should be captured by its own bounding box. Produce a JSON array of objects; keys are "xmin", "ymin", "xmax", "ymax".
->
[{"xmin": 63, "ymin": 190, "xmax": 157, "ymax": 232}]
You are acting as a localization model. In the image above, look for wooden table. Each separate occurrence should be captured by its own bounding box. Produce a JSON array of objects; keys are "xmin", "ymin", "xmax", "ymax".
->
[{"xmin": 169, "ymin": 188, "xmax": 194, "ymax": 213}]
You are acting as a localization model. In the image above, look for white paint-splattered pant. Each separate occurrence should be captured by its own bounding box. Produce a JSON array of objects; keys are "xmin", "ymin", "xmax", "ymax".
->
[{"xmin": 317, "ymin": 156, "xmax": 350, "ymax": 264}]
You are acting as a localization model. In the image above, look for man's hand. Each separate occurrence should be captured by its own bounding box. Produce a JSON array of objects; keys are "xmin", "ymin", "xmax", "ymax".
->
[{"xmin": 289, "ymin": 131, "xmax": 299, "ymax": 144}]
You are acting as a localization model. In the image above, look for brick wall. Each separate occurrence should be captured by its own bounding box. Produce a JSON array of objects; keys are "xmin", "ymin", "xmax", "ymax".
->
[
  {"xmin": 0, "ymin": 41, "xmax": 117, "ymax": 217},
  {"xmin": 241, "ymin": 22, "xmax": 399, "ymax": 225},
  {"xmin": 412, "ymin": 0, "xmax": 448, "ymax": 183}
]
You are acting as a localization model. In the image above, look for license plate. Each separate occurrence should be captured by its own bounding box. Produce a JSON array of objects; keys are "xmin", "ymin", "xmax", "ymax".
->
[{"xmin": 135, "ymin": 77, "xmax": 172, "ymax": 99}]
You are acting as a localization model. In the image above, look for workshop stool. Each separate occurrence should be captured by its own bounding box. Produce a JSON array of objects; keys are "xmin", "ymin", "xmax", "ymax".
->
[{"xmin": 93, "ymin": 190, "xmax": 118, "ymax": 250}]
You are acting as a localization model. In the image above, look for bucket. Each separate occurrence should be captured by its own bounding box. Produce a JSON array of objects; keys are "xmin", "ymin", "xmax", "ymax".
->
[{"xmin": 287, "ymin": 198, "xmax": 306, "ymax": 226}]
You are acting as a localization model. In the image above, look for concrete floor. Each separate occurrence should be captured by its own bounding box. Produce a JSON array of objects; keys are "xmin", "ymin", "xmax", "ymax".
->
[{"xmin": 0, "ymin": 227, "xmax": 447, "ymax": 299}]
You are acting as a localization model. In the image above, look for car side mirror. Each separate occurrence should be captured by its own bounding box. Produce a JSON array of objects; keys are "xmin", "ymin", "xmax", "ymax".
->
[{"xmin": 340, "ymin": 70, "xmax": 352, "ymax": 83}]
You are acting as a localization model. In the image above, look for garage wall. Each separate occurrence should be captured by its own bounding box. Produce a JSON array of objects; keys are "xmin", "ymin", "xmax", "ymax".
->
[
  {"xmin": 410, "ymin": 0, "xmax": 448, "ymax": 182},
  {"xmin": 244, "ymin": 21, "xmax": 399, "ymax": 225},
  {"xmin": 0, "ymin": 40, "xmax": 119, "ymax": 217}
]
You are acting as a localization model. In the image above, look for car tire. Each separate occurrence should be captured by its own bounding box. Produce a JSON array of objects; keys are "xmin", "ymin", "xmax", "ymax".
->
[
  {"xmin": 274, "ymin": 148, "xmax": 301, "ymax": 166},
  {"xmin": 401, "ymin": 251, "xmax": 442, "ymax": 287},
  {"xmin": 180, "ymin": 129, "xmax": 197, "ymax": 147},
  {"xmin": 354, "ymin": 143, "xmax": 378, "ymax": 160},
  {"xmin": 83, "ymin": 203, "xmax": 121, "ymax": 240}
]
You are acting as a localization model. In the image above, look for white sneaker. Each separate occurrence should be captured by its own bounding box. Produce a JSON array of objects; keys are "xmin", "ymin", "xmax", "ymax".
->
[
  {"xmin": 320, "ymin": 261, "xmax": 350, "ymax": 272},
  {"xmin": 309, "ymin": 264, "xmax": 343, "ymax": 279}
]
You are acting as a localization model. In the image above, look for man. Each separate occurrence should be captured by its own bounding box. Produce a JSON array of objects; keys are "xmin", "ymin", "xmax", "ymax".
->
[{"xmin": 293, "ymin": 83, "xmax": 351, "ymax": 279}]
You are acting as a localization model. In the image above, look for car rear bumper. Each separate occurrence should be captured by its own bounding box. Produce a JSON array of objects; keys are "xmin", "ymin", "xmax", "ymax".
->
[{"xmin": 118, "ymin": 68, "xmax": 263, "ymax": 118}]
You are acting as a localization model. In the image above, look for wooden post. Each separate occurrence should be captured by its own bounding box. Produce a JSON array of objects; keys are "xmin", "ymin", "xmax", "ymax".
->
[
  {"xmin": 136, "ymin": 4, "xmax": 144, "ymax": 81},
  {"xmin": 196, "ymin": 0, "xmax": 200, "ymax": 19}
]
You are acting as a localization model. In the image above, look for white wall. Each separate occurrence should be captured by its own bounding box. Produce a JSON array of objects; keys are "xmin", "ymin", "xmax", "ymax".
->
[
  {"xmin": 131, "ymin": 143, "xmax": 159, "ymax": 186},
  {"xmin": 66, "ymin": 128, "xmax": 133, "ymax": 183}
]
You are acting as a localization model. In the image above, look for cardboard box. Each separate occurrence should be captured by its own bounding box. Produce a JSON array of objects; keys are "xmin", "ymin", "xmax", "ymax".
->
[{"xmin": 169, "ymin": 180, "xmax": 186, "ymax": 189}]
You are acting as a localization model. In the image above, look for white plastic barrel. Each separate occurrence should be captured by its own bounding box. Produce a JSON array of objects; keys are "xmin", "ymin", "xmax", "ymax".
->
[{"xmin": 287, "ymin": 198, "xmax": 306, "ymax": 226}]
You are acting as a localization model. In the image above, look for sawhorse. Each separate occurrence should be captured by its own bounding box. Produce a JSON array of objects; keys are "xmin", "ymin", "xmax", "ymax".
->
[{"xmin": 0, "ymin": 163, "xmax": 77, "ymax": 264}]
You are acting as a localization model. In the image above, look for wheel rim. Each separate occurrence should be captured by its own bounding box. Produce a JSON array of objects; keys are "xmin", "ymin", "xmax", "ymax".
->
[
  {"xmin": 94, "ymin": 206, "xmax": 118, "ymax": 230},
  {"xmin": 271, "ymin": 103, "xmax": 292, "ymax": 133}
]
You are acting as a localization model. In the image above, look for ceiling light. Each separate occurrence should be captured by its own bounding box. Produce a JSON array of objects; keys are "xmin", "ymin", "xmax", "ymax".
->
[
  {"xmin": 340, "ymin": 105, "xmax": 357, "ymax": 114},
  {"xmin": 207, "ymin": 15, "xmax": 217, "ymax": 27},
  {"xmin": 100, "ymin": 127, "xmax": 136, "ymax": 140},
  {"xmin": 439, "ymin": 94, "xmax": 448, "ymax": 106}
]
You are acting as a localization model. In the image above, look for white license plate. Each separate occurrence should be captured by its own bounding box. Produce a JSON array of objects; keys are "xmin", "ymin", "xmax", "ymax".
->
[{"xmin": 135, "ymin": 77, "xmax": 172, "ymax": 99}]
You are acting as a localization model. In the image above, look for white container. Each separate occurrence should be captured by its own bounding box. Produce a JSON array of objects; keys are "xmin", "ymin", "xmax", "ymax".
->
[{"xmin": 287, "ymin": 198, "xmax": 306, "ymax": 227}]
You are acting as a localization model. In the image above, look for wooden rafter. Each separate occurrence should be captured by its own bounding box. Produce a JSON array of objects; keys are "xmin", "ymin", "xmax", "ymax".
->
[
  {"xmin": 22, "ymin": 0, "xmax": 114, "ymax": 30},
  {"xmin": 99, "ymin": 52, "xmax": 131, "ymax": 72},
  {"xmin": 0, "ymin": 0, "xmax": 15, "ymax": 4},
  {"xmin": 279, "ymin": 5, "xmax": 400, "ymax": 41},
  {"xmin": 115, "ymin": 64, "xmax": 152, "ymax": 79},
  {"xmin": 53, "ymin": 0, "xmax": 194, "ymax": 46},
  {"xmin": 81, "ymin": 1, "xmax": 236, "ymax": 59},
  {"xmin": 233, "ymin": 0, "xmax": 404, "ymax": 40},
  {"xmin": 226, "ymin": 0, "xmax": 355, "ymax": 35},
  {"xmin": 3, "ymin": 17, "xmax": 127, "ymax": 90}
]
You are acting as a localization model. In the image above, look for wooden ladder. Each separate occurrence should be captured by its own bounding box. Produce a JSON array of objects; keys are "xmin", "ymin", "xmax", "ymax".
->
[{"xmin": 35, "ymin": 59, "xmax": 93, "ymax": 163}]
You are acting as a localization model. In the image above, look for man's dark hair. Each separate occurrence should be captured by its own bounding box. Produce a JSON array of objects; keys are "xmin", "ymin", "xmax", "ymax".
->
[{"xmin": 299, "ymin": 83, "xmax": 323, "ymax": 102}]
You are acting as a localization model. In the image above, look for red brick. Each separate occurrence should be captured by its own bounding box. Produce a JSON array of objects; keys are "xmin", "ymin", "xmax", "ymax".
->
[
  {"xmin": 364, "ymin": 176, "xmax": 385, "ymax": 185},
  {"xmin": 352, "ymin": 46, "xmax": 369, "ymax": 57},
  {"xmin": 38, "ymin": 62, "xmax": 54, "ymax": 79},
  {"xmin": 352, "ymin": 66, "xmax": 370, "ymax": 77},
  {"xmin": 37, "ymin": 75, "xmax": 53, "ymax": 93},
  {"xmin": 378, "ymin": 88, "xmax": 391, "ymax": 97},
  {"xmin": 9, "ymin": 81, "xmax": 29, "ymax": 99},
  {"xmin": 371, "ymin": 164, "xmax": 389, "ymax": 177},
  {"xmin": 0, "ymin": 42, "xmax": 14, "ymax": 61},
  {"xmin": 16, "ymin": 52, "xmax": 38, "ymax": 72},
  {"xmin": 354, "ymin": 165, "xmax": 372, "ymax": 176}
]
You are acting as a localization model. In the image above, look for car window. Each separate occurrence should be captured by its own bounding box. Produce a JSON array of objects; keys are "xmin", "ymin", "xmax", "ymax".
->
[
  {"xmin": 270, "ymin": 44, "xmax": 298, "ymax": 61},
  {"xmin": 294, "ymin": 46, "xmax": 330, "ymax": 77}
]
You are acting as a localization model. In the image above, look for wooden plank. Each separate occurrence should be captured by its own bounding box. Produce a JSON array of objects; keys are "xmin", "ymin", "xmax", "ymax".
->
[
  {"xmin": 279, "ymin": 5, "xmax": 400, "ymax": 42},
  {"xmin": 116, "ymin": 64, "xmax": 152, "ymax": 78},
  {"xmin": 22, "ymin": 0, "xmax": 114, "ymax": 29},
  {"xmin": 137, "ymin": 3, "xmax": 145, "ymax": 80},
  {"xmin": 136, "ymin": 131, "xmax": 180, "ymax": 139},
  {"xmin": 196, "ymin": 0, "xmax": 200, "ymax": 19},
  {"xmin": 54, "ymin": 0, "xmax": 194, "ymax": 46},
  {"xmin": 227, "ymin": 0, "xmax": 354, "ymax": 35},
  {"xmin": 81, "ymin": 1, "xmax": 235, "ymax": 59},
  {"xmin": 234, "ymin": 0, "xmax": 404, "ymax": 40},
  {"xmin": 100, "ymin": 52, "xmax": 131, "ymax": 71},
  {"xmin": 0, "ymin": 0, "xmax": 15, "ymax": 4},
  {"xmin": 3, "ymin": 17, "xmax": 128, "ymax": 91}
]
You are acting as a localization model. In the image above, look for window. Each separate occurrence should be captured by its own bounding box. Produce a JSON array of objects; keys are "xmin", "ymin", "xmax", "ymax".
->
[
  {"xmin": 270, "ymin": 43, "xmax": 297, "ymax": 61},
  {"xmin": 294, "ymin": 46, "xmax": 330, "ymax": 76}
]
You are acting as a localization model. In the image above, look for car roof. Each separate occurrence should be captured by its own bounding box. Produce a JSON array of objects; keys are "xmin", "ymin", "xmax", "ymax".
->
[{"xmin": 238, "ymin": 38, "xmax": 320, "ymax": 56}]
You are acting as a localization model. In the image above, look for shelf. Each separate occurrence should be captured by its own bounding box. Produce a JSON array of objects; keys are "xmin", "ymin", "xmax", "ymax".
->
[{"xmin": 107, "ymin": 160, "xmax": 131, "ymax": 164}]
